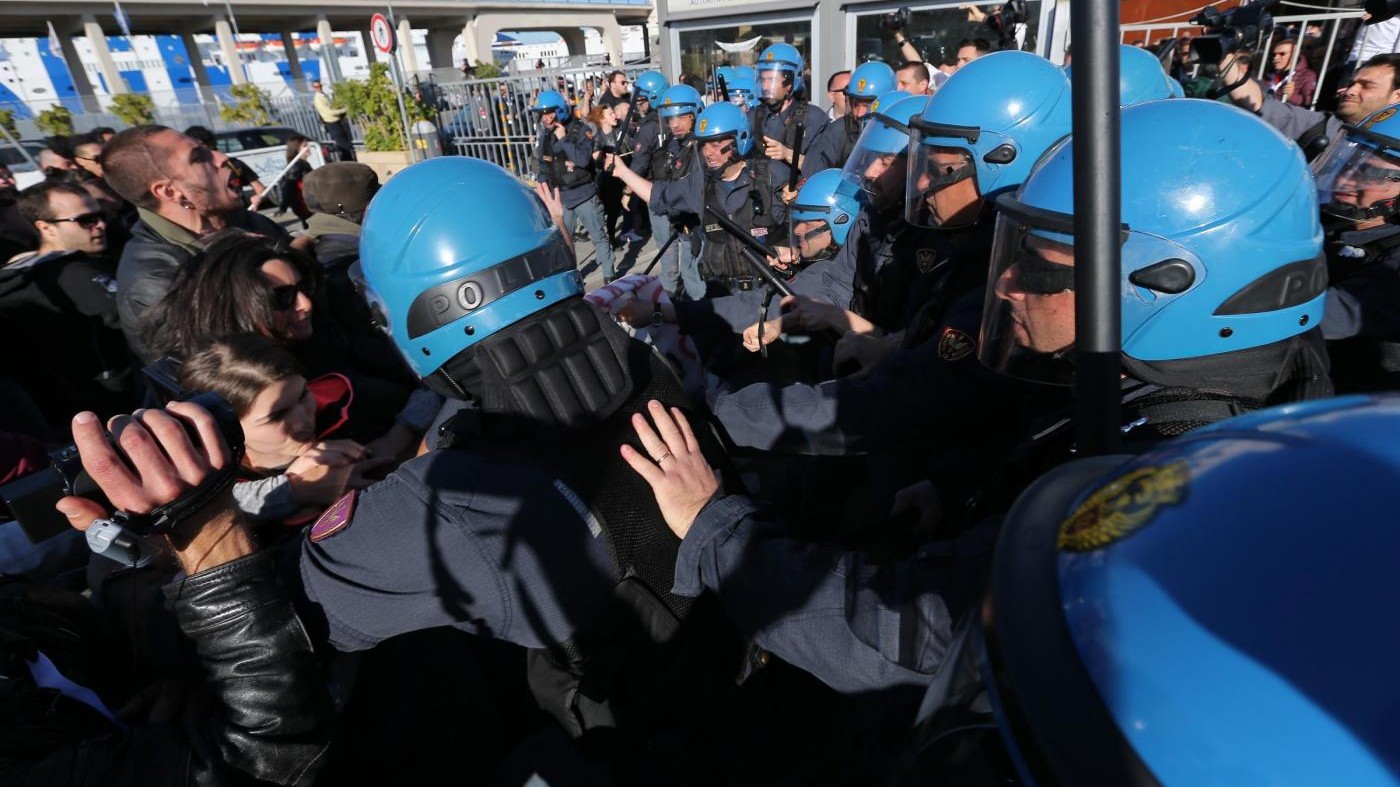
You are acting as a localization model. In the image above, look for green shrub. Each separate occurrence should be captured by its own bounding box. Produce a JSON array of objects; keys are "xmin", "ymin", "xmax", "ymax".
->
[
  {"xmin": 219, "ymin": 83, "xmax": 273, "ymax": 126},
  {"xmin": 110, "ymin": 93, "xmax": 156, "ymax": 126},
  {"xmin": 35, "ymin": 106, "xmax": 74, "ymax": 136},
  {"xmin": 333, "ymin": 63, "xmax": 432, "ymax": 152}
]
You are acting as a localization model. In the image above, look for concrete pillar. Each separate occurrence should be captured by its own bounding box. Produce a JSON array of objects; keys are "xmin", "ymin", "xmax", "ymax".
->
[
  {"xmin": 281, "ymin": 31, "xmax": 305, "ymax": 86},
  {"xmin": 82, "ymin": 14, "xmax": 127, "ymax": 95},
  {"xmin": 179, "ymin": 30, "xmax": 216, "ymax": 103},
  {"xmin": 599, "ymin": 19, "xmax": 623, "ymax": 67},
  {"xmin": 214, "ymin": 17, "xmax": 247, "ymax": 84},
  {"xmin": 359, "ymin": 27, "xmax": 379, "ymax": 65},
  {"xmin": 55, "ymin": 26, "xmax": 102, "ymax": 112},
  {"xmin": 316, "ymin": 18, "xmax": 343, "ymax": 83},
  {"xmin": 463, "ymin": 20, "xmax": 486, "ymax": 69},
  {"xmin": 560, "ymin": 28, "xmax": 587, "ymax": 61},
  {"xmin": 426, "ymin": 27, "xmax": 459, "ymax": 72},
  {"xmin": 396, "ymin": 18, "xmax": 420, "ymax": 76}
]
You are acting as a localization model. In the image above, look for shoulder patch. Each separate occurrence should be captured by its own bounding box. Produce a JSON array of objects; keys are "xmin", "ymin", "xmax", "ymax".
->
[
  {"xmin": 938, "ymin": 326, "xmax": 975, "ymax": 361},
  {"xmin": 916, "ymin": 248, "xmax": 940, "ymax": 274},
  {"xmin": 1058, "ymin": 462, "xmax": 1191, "ymax": 552},
  {"xmin": 310, "ymin": 490, "xmax": 357, "ymax": 543}
]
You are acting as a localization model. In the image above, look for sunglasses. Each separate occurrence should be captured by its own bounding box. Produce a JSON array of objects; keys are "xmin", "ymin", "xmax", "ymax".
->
[
  {"xmin": 46, "ymin": 211, "xmax": 104, "ymax": 229},
  {"xmin": 271, "ymin": 280, "xmax": 314, "ymax": 311}
]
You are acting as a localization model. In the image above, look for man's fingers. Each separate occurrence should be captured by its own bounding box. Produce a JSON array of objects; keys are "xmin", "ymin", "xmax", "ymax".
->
[
  {"xmin": 73, "ymin": 412, "xmax": 147, "ymax": 511},
  {"xmin": 134, "ymin": 409, "xmax": 208, "ymax": 486},
  {"xmin": 672, "ymin": 407, "xmax": 700, "ymax": 454},
  {"xmin": 166, "ymin": 401, "xmax": 230, "ymax": 471},
  {"xmin": 54, "ymin": 496, "xmax": 108, "ymax": 532},
  {"xmin": 620, "ymin": 444, "xmax": 665, "ymax": 487},
  {"xmin": 630, "ymin": 410, "xmax": 670, "ymax": 461},
  {"xmin": 647, "ymin": 400, "xmax": 686, "ymax": 456},
  {"xmin": 114, "ymin": 416, "xmax": 186, "ymax": 504}
]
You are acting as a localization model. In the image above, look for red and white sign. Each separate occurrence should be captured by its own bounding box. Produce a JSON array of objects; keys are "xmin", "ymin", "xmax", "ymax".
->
[{"xmin": 369, "ymin": 13, "xmax": 396, "ymax": 55}]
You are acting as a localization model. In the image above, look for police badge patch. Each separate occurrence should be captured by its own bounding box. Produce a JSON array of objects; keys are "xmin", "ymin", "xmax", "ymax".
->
[
  {"xmin": 310, "ymin": 490, "xmax": 357, "ymax": 542},
  {"xmin": 916, "ymin": 248, "xmax": 939, "ymax": 274},
  {"xmin": 938, "ymin": 327, "xmax": 975, "ymax": 361},
  {"xmin": 1057, "ymin": 461, "xmax": 1191, "ymax": 552}
]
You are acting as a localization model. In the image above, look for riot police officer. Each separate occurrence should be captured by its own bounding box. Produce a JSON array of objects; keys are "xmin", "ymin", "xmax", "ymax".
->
[
  {"xmin": 801, "ymin": 61, "xmax": 900, "ymax": 178},
  {"xmin": 1313, "ymin": 103, "xmax": 1400, "ymax": 392},
  {"xmin": 752, "ymin": 43, "xmax": 830, "ymax": 168},
  {"xmin": 627, "ymin": 70, "xmax": 670, "ymax": 245},
  {"xmin": 532, "ymin": 89, "xmax": 616, "ymax": 282}
]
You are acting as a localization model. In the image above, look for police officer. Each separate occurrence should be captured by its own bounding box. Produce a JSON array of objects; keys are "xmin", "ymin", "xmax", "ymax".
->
[
  {"xmin": 801, "ymin": 61, "xmax": 899, "ymax": 178},
  {"xmin": 532, "ymin": 89, "xmax": 617, "ymax": 283},
  {"xmin": 1312, "ymin": 103, "xmax": 1400, "ymax": 392},
  {"xmin": 752, "ymin": 43, "xmax": 830, "ymax": 168},
  {"xmin": 627, "ymin": 70, "xmax": 670, "ymax": 245},
  {"xmin": 620, "ymin": 97, "xmax": 1334, "ymax": 698},
  {"xmin": 611, "ymin": 84, "xmax": 707, "ymax": 300}
]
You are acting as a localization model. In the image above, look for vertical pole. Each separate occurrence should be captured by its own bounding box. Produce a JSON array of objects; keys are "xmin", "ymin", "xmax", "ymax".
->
[{"xmin": 1069, "ymin": 0, "xmax": 1121, "ymax": 455}]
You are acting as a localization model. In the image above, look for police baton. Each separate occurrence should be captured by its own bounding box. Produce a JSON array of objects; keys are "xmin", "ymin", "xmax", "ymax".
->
[
  {"xmin": 784, "ymin": 123, "xmax": 805, "ymax": 260},
  {"xmin": 641, "ymin": 229, "xmax": 681, "ymax": 276},
  {"xmin": 717, "ymin": 73, "xmax": 730, "ymax": 104},
  {"xmin": 704, "ymin": 205, "xmax": 795, "ymax": 298}
]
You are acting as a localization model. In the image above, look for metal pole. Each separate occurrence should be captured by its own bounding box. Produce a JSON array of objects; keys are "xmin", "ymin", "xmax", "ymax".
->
[
  {"xmin": 384, "ymin": 3, "xmax": 418, "ymax": 161},
  {"xmin": 1069, "ymin": 0, "xmax": 1121, "ymax": 455}
]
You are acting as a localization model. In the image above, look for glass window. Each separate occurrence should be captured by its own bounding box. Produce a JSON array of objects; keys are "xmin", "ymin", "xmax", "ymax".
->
[
  {"xmin": 853, "ymin": 2, "xmax": 1043, "ymax": 66},
  {"xmin": 677, "ymin": 19, "xmax": 813, "ymax": 88}
]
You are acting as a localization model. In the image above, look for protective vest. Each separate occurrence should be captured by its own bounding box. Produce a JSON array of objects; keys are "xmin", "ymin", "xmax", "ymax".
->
[
  {"xmin": 1326, "ymin": 230, "xmax": 1400, "ymax": 391},
  {"xmin": 436, "ymin": 305, "xmax": 743, "ymax": 738},
  {"xmin": 651, "ymin": 135, "xmax": 696, "ymax": 182},
  {"xmin": 540, "ymin": 120, "xmax": 594, "ymax": 190},
  {"xmin": 700, "ymin": 162, "xmax": 780, "ymax": 287},
  {"xmin": 752, "ymin": 100, "xmax": 814, "ymax": 161}
]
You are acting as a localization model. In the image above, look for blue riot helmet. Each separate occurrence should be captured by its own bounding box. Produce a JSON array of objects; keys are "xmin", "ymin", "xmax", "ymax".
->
[
  {"xmin": 726, "ymin": 73, "xmax": 759, "ymax": 111},
  {"xmin": 980, "ymin": 99, "xmax": 1326, "ymax": 388},
  {"xmin": 1167, "ymin": 75, "xmax": 1186, "ymax": 98},
  {"xmin": 906, "ymin": 51, "xmax": 1072, "ymax": 229},
  {"xmin": 917, "ymin": 394, "xmax": 1400, "ymax": 785},
  {"xmin": 531, "ymin": 89, "xmax": 571, "ymax": 121},
  {"xmin": 634, "ymin": 70, "xmax": 669, "ymax": 106},
  {"xmin": 790, "ymin": 168, "xmax": 867, "ymax": 258},
  {"xmin": 846, "ymin": 61, "xmax": 898, "ymax": 121},
  {"xmin": 1312, "ymin": 104, "xmax": 1400, "ymax": 230},
  {"xmin": 1065, "ymin": 43, "xmax": 1178, "ymax": 107},
  {"xmin": 355, "ymin": 157, "xmax": 582, "ymax": 395},
  {"xmin": 695, "ymin": 102, "xmax": 753, "ymax": 170},
  {"xmin": 756, "ymin": 42, "xmax": 804, "ymax": 106},
  {"xmin": 842, "ymin": 92, "xmax": 927, "ymax": 211},
  {"xmin": 657, "ymin": 83, "xmax": 702, "ymax": 139}
]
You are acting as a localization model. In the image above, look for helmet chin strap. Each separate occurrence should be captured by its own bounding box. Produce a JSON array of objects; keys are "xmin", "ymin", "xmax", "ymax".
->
[
  {"xmin": 797, "ymin": 223, "xmax": 837, "ymax": 261},
  {"xmin": 1323, "ymin": 197, "xmax": 1400, "ymax": 230},
  {"xmin": 704, "ymin": 141, "xmax": 739, "ymax": 175}
]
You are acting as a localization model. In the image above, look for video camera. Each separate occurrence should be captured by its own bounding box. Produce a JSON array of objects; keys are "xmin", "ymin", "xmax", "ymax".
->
[
  {"xmin": 0, "ymin": 389, "xmax": 244, "ymax": 559},
  {"xmin": 1188, "ymin": 0, "xmax": 1279, "ymax": 66},
  {"xmin": 986, "ymin": 0, "xmax": 1029, "ymax": 50},
  {"xmin": 881, "ymin": 7, "xmax": 911, "ymax": 32}
]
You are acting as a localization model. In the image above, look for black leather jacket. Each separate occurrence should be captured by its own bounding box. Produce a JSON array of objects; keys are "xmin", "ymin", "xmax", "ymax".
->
[{"xmin": 4, "ymin": 551, "xmax": 332, "ymax": 786}]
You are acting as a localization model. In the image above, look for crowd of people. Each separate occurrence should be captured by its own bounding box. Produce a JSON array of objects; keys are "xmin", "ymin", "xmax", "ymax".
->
[{"xmin": 1, "ymin": 9, "xmax": 1399, "ymax": 785}]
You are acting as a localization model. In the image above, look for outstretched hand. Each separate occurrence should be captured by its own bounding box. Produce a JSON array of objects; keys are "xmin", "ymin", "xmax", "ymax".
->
[{"xmin": 620, "ymin": 401, "xmax": 718, "ymax": 539}]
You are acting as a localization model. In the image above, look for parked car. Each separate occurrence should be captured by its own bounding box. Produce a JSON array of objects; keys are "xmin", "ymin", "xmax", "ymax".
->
[
  {"xmin": 212, "ymin": 126, "xmax": 326, "ymax": 196},
  {"xmin": 0, "ymin": 140, "xmax": 48, "ymax": 190}
]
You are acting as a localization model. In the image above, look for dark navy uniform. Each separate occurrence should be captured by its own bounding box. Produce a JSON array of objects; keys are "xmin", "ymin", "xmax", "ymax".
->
[
  {"xmin": 1322, "ymin": 223, "xmax": 1400, "ymax": 392},
  {"xmin": 537, "ymin": 119, "xmax": 615, "ymax": 278},
  {"xmin": 751, "ymin": 99, "xmax": 829, "ymax": 163},
  {"xmin": 647, "ymin": 136, "xmax": 707, "ymax": 299},
  {"xmin": 800, "ymin": 114, "xmax": 861, "ymax": 179},
  {"xmin": 698, "ymin": 157, "xmax": 789, "ymax": 294}
]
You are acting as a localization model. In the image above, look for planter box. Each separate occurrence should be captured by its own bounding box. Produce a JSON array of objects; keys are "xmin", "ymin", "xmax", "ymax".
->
[{"xmin": 358, "ymin": 150, "xmax": 415, "ymax": 182}]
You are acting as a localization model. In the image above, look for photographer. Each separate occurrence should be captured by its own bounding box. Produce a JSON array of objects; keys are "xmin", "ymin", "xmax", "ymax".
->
[
  {"xmin": 883, "ymin": 7, "xmax": 923, "ymax": 64},
  {"xmin": 0, "ymin": 402, "xmax": 333, "ymax": 786}
]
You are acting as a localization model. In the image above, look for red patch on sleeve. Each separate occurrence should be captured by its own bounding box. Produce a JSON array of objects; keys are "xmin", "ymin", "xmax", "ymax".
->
[{"xmin": 309, "ymin": 490, "xmax": 357, "ymax": 542}]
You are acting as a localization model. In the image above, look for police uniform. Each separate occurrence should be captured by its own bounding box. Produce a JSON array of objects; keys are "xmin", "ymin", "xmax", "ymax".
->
[
  {"xmin": 699, "ymin": 158, "xmax": 788, "ymax": 295},
  {"xmin": 751, "ymin": 99, "xmax": 829, "ymax": 164},
  {"xmin": 646, "ymin": 135, "xmax": 707, "ymax": 300},
  {"xmin": 536, "ymin": 120, "xmax": 616, "ymax": 280},
  {"xmin": 630, "ymin": 109, "xmax": 670, "ymax": 250},
  {"xmin": 1322, "ymin": 222, "xmax": 1400, "ymax": 391},
  {"xmin": 800, "ymin": 114, "xmax": 861, "ymax": 179}
]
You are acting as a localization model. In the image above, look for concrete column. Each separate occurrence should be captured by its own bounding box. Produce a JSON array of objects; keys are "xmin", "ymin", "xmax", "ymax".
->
[
  {"xmin": 82, "ymin": 14, "xmax": 127, "ymax": 95},
  {"xmin": 179, "ymin": 30, "xmax": 216, "ymax": 103},
  {"xmin": 396, "ymin": 18, "xmax": 420, "ymax": 76},
  {"xmin": 215, "ymin": 17, "xmax": 247, "ymax": 84},
  {"xmin": 56, "ymin": 26, "xmax": 102, "ymax": 112},
  {"xmin": 463, "ymin": 20, "xmax": 486, "ymax": 69},
  {"xmin": 599, "ymin": 19, "xmax": 623, "ymax": 67},
  {"xmin": 316, "ymin": 18, "xmax": 343, "ymax": 83},
  {"xmin": 426, "ymin": 27, "xmax": 459, "ymax": 72},
  {"xmin": 281, "ymin": 31, "xmax": 305, "ymax": 86},
  {"xmin": 359, "ymin": 27, "xmax": 379, "ymax": 65},
  {"xmin": 560, "ymin": 28, "xmax": 587, "ymax": 61}
]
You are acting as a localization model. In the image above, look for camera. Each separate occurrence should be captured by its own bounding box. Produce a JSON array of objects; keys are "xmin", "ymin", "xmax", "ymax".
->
[
  {"xmin": 1189, "ymin": 0, "xmax": 1279, "ymax": 65},
  {"xmin": 881, "ymin": 7, "xmax": 911, "ymax": 32},
  {"xmin": 986, "ymin": 0, "xmax": 1029, "ymax": 50},
  {"xmin": 0, "ymin": 391, "xmax": 245, "ymax": 545}
]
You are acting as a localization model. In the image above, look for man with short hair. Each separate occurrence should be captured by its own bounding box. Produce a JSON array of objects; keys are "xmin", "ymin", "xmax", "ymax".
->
[
  {"xmin": 1268, "ymin": 39, "xmax": 1317, "ymax": 107},
  {"xmin": 598, "ymin": 70, "xmax": 631, "ymax": 110},
  {"xmin": 826, "ymin": 70, "xmax": 852, "ymax": 119},
  {"xmin": 895, "ymin": 61, "xmax": 932, "ymax": 95},
  {"xmin": 2, "ymin": 181, "xmax": 133, "ymax": 422},
  {"xmin": 313, "ymin": 79, "xmax": 357, "ymax": 162},
  {"xmin": 102, "ymin": 125, "xmax": 287, "ymax": 362},
  {"xmin": 71, "ymin": 134, "xmax": 105, "ymax": 180},
  {"xmin": 38, "ymin": 148, "xmax": 77, "ymax": 180},
  {"xmin": 955, "ymin": 38, "xmax": 990, "ymax": 70}
]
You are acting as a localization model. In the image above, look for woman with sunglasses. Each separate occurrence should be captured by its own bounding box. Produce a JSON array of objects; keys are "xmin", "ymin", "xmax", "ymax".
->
[{"xmin": 145, "ymin": 229, "xmax": 437, "ymax": 458}]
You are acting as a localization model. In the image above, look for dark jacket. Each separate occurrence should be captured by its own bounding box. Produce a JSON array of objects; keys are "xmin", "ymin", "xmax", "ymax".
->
[
  {"xmin": 116, "ymin": 208, "xmax": 287, "ymax": 363},
  {"xmin": 0, "ymin": 551, "xmax": 332, "ymax": 786}
]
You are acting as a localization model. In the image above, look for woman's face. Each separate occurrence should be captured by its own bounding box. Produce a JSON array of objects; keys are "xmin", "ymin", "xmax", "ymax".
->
[
  {"xmin": 260, "ymin": 258, "xmax": 314, "ymax": 342},
  {"xmin": 242, "ymin": 374, "xmax": 315, "ymax": 470}
]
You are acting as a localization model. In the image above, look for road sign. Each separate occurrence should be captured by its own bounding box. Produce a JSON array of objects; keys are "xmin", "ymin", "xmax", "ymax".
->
[{"xmin": 369, "ymin": 13, "xmax": 396, "ymax": 55}]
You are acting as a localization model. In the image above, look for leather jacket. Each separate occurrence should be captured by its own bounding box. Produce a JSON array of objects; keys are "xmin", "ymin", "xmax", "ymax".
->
[{"xmin": 3, "ymin": 551, "xmax": 332, "ymax": 786}]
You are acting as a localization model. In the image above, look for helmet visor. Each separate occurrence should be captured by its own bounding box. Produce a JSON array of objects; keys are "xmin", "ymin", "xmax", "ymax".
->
[
  {"xmin": 758, "ymin": 67, "xmax": 791, "ymax": 101},
  {"xmin": 906, "ymin": 142, "xmax": 980, "ymax": 229},
  {"xmin": 979, "ymin": 195, "xmax": 1083, "ymax": 386},
  {"xmin": 1312, "ymin": 130, "xmax": 1400, "ymax": 225}
]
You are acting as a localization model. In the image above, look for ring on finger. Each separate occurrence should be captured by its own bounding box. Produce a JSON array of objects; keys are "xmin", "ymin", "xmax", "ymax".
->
[{"xmin": 656, "ymin": 451, "xmax": 674, "ymax": 464}]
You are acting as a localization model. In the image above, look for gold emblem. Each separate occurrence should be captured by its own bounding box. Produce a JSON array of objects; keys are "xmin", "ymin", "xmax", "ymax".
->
[
  {"xmin": 699, "ymin": 119, "xmax": 708, "ymax": 132},
  {"xmin": 1058, "ymin": 462, "xmax": 1191, "ymax": 552},
  {"xmin": 1365, "ymin": 106, "xmax": 1398, "ymax": 128}
]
